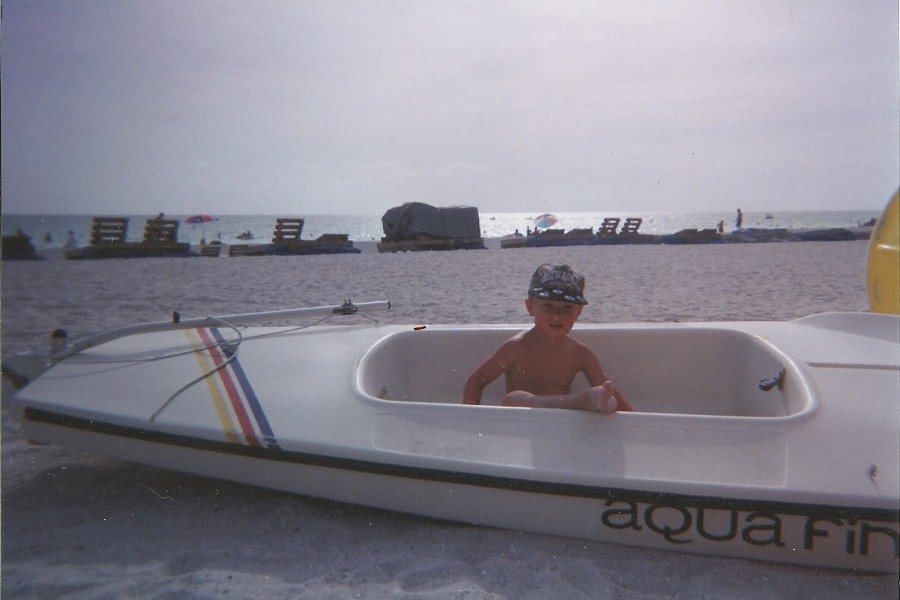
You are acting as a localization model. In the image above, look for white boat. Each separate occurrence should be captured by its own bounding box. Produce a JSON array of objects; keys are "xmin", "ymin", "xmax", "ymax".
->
[{"xmin": 5, "ymin": 300, "xmax": 899, "ymax": 572}]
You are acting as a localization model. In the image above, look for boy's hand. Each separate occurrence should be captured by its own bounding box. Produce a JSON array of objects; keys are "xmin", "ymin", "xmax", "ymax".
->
[{"xmin": 592, "ymin": 381, "xmax": 618, "ymax": 413}]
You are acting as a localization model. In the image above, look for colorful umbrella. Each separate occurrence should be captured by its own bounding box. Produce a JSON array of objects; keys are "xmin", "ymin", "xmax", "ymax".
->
[
  {"xmin": 184, "ymin": 214, "xmax": 218, "ymax": 241},
  {"xmin": 533, "ymin": 213, "xmax": 558, "ymax": 229},
  {"xmin": 184, "ymin": 214, "xmax": 218, "ymax": 225}
]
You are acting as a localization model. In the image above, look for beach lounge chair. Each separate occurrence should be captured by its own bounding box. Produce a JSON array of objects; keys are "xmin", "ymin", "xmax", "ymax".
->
[
  {"xmin": 228, "ymin": 218, "xmax": 359, "ymax": 256},
  {"xmin": 143, "ymin": 218, "xmax": 180, "ymax": 243},
  {"xmin": 272, "ymin": 218, "xmax": 305, "ymax": 243},
  {"xmin": 620, "ymin": 218, "xmax": 643, "ymax": 235},
  {"xmin": 68, "ymin": 216, "xmax": 191, "ymax": 259},
  {"xmin": 90, "ymin": 217, "xmax": 129, "ymax": 245},
  {"xmin": 598, "ymin": 218, "xmax": 620, "ymax": 235}
]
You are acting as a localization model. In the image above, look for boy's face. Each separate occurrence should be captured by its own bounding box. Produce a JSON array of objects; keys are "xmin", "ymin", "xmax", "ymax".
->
[{"xmin": 525, "ymin": 297, "xmax": 583, "ymax": 338}]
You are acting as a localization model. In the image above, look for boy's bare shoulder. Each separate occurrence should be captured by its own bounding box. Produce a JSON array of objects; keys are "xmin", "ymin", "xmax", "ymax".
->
[
  {"xmin": 495, "ymin": 331, "xmax": 531, "ymax": 354},
  {"xmin": 568, "ymin": 334, "xmax": 594, "ymax": 351},
  {"xmin": 566, "ymin": 334, "xmax": 601, "ymax": 361}
]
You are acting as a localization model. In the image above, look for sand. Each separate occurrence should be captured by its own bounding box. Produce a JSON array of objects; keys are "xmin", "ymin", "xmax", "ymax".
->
[{"xmin": 1, "ymin": 240, "xmax": 895, "ymax": 599}]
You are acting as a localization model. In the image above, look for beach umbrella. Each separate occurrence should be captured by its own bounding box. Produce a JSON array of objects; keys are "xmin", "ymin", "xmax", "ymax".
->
[
  {"xmin": 184, "ymin": 214, "xmax": 218, "ymax": 240},
  {"xmin": 533, "ymin": 213, "xmax": 558, "ymax": 229},
  {"xmin": 185, "ymin": 214, "xmax": 218, "ymax": 225}
]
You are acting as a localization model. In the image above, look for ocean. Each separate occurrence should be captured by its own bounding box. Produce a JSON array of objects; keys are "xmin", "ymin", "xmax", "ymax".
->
[{"xmin": 1, "ymin": 209, "xmax": 880, "ymax": 250}]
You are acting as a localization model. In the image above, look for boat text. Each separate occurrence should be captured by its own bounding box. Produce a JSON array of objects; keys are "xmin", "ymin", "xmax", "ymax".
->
[{"xmin": 600, "ymin": 500, "xmax": 899, "ymax": 558}]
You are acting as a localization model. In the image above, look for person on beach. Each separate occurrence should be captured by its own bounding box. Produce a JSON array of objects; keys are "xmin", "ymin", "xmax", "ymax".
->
[
  {"xmin": 463, "ymin": 264, "xmax": 633, "ymax": 413},
  {"xmin": 735, "ymin": 208, "xmax": 743, "ymax": 229}
]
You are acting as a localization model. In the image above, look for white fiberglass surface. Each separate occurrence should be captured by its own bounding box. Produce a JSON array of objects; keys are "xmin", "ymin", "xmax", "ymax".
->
[{"xmin": 358, "ymin": 327, "xmax": 809, "ymax": 417}]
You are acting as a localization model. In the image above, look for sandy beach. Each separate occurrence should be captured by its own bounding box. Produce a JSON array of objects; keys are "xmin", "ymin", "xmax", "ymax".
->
[{"xmin": 2, "ymin": 240, "xmax": 895, "ymax": 599}]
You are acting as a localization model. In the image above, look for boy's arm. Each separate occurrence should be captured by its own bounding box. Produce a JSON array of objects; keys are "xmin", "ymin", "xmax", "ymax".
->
[
  {"xmin": 582, "ymin": 348, "xmax": 635, "ymax": 412},
  {"xmin": 463, "ymin": 344, "xmax": 515, "ymax": 405}
]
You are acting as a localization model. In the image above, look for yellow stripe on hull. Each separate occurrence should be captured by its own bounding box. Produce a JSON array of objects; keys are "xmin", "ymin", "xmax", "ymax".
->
[{"xmin": 184, "ymin": 329, "xmax": 241, "ymax": 444}]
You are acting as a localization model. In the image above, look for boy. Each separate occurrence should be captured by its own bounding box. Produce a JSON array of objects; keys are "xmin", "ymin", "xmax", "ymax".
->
[{"xmin": 463, "ymin": 264, "xmax": 633, "ymax": 413}]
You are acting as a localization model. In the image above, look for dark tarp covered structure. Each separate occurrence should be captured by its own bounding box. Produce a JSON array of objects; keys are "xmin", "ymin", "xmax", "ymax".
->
[{"xmin": 381, "ymin": 203, "xmax": 482, "ymax": 241}]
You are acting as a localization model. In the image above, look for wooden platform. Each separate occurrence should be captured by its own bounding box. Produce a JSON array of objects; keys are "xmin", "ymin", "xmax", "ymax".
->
[
  {"xmin": 1, "ymin": 234, "xmax": 42, "ymax": 260},
  {"xmin": 66, "ymin": 217, "xmax": 192, "ymax": 259},
  {"xmin": 199, "ymin": 244, "xmax": 222, "ymax": 257},
  {"xmin": 377, "ymin": 236, "xmax": 486, "ymax": 253},
  {"xmin": 228, "ymin": 218, "xmax": 360, "ymax": 256}
]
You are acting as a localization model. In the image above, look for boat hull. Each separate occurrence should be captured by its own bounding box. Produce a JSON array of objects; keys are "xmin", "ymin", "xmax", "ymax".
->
[{"xmin": 11, "ymin": 313, "xmax": 900, "ymax": 572}]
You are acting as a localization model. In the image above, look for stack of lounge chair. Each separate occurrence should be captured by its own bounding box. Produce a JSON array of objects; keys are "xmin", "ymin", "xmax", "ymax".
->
[
  {"xmin": 500, "ymin": 216, "xmax": 658, "ymax": 248},
  {"xmin": 66, "ymin": 217, "xmax": 192, "ymax": 259},
  {"xmin": 229, "ymin": 218, "xmax": 359, "ymax": 256}
]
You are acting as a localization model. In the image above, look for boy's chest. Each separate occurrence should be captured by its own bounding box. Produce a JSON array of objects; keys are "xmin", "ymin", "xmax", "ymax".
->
[{"xmin": 506, "ymin": 353, "xmax": 581, "ymax": 394}]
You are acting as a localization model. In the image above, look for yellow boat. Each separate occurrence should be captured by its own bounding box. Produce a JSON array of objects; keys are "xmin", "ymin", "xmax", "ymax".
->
[{"xmin": 867, "ymin": 190, "xmax": 900, "ymax": 314}]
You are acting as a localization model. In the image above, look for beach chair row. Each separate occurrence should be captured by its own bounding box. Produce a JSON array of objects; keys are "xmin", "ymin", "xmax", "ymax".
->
[
  {"xmin": 597, "ymin": 217, "xmax": 643, "ymax": 235},
  {"xmin": 64, "ymin": 217, "xmax": 191, "ymax": 259},
  {"xmin": 68, "ymin": 216, "xmax": 357, "ymax": 259},
  {"xmin": 87, "ymin": 216, "xmax": 182, "ymax": 245}
]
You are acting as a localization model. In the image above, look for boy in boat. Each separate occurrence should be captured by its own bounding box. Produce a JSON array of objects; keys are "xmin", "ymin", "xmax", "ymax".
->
[{"xmin": 463, "ymin": 264, "xmax": 633, "ymax": 413}]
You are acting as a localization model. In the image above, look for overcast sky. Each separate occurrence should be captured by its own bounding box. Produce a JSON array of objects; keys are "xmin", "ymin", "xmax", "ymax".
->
[{"xmin": 2, "ymin": 0, "xmax": 897, "ymax": 216}]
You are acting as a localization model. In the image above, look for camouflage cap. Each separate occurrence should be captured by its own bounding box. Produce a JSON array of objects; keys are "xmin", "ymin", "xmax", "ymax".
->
[{"xmin": 527, "ymin": 264, "xmax": 587, "ymax": 305}]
